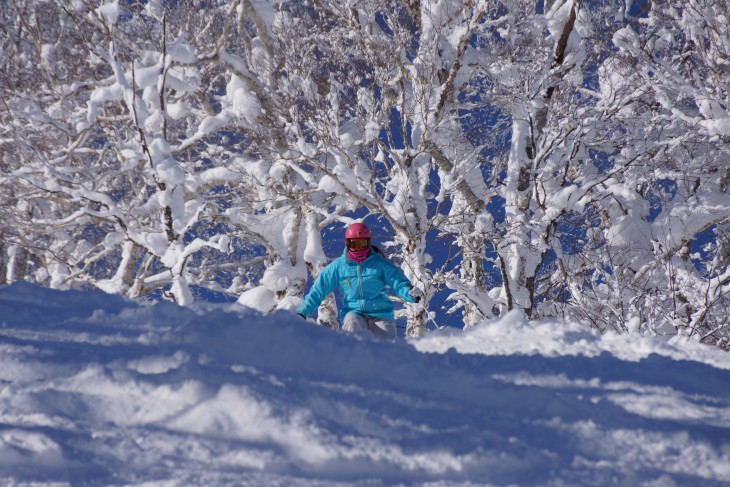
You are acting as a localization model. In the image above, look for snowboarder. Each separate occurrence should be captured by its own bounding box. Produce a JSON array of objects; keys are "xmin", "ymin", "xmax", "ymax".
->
[{"xmin": 297, "ymin": 222, "xmax": 423, "ymax": 339}]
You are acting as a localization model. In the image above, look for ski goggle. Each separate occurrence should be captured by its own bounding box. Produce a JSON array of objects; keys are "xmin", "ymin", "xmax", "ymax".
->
[{"xmin": 347, "ymin": 238, "xmax": 370, "ymax": 250}]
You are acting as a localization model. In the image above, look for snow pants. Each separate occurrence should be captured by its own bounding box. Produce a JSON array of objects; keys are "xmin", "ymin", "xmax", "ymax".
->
[{"xmin": 342, "ymin": 312, "xmax": 396, "ymax": 340}]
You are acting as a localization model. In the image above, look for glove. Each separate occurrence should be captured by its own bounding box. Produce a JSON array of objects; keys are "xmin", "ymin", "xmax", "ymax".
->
[{"xmin": 408, "ymin": 286, "xmax": 424, "ymax": 303}]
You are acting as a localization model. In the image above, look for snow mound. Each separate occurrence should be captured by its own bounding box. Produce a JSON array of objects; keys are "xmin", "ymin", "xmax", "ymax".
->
[{"xmin": 0, "ymin": 282, "xmax": 729, "ymax": 486}]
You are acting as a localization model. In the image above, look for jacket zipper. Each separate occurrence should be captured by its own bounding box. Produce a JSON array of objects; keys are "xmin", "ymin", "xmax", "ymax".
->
[{"xmin": 357, "ymin": 263, "xmax": 364, "ymax": 311}]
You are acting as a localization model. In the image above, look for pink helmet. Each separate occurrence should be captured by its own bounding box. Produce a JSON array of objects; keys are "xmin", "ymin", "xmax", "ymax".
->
[{"xmin": 345, "ymin": 222, "xmax": 371, "ymax": 240}]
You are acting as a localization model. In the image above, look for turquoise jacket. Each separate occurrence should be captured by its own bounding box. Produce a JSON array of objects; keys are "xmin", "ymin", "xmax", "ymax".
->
[{"xmin": 297, "ymin": 248, "xmax": 415, "ymax": 322}]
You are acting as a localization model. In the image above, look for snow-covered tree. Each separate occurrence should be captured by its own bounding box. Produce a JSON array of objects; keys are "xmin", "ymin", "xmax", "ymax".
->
[
  {"xmin": 454, "ymin": 0, "xmax": 613, "ymax": 319},
  {"xmin": 236, "ymin": 1, "xmax": 502, "ymax": 335},
  {"xmin": 569, "ymin": 0, "xmax": 730, "ymax": 344},
  {"xmin": 1, "ymin": 1, "xmax": 249, "ymax": 304},
  {"xmin": 2, "ymin": 0, "xmax": 727, "ymax": 346}
]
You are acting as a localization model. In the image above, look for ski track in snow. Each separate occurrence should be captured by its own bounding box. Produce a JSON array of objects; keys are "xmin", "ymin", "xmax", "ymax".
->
[{"xmin": 0, "ymin": 282, "xmax": 729, "ymax": 486}]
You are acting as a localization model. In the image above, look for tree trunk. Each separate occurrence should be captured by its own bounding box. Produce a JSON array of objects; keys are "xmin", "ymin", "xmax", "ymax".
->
[
  {"xmin": 461, "ymin": 231, "xmax": 486, "ymax": 326},
  {"xmin": 501, "ymin": 2, "xmax": 579, "ymax": 318},
  {"xmin": 403, "ymin": 236, "xmax": 427, "ymax": 337},
  {"xmin": 116, "ymin": 240, "xmax": 140, "ymax": 296}
]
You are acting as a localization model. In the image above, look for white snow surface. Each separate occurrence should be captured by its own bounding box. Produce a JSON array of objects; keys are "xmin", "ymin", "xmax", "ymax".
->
[{"xmin": 1, "ymin": 282, "xmax": 729, "ymax": 486}]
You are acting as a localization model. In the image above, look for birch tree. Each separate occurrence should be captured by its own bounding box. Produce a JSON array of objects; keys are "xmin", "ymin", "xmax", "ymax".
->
[
  {"xmin": 1, "ymin": 1, "xmax": 252, "ymax": 304},
  {"xmin": 242, "ymin": 1, "xmax": 504, "ymax": 335},
  {"xmin": 462, "ymin": 0, "xmax": 603, "ymax": 318},
  {"xmin": 569, "ymin": 0, "xmax": 730, "ymax": 344},
  {"xmin": 2, "ymin": 0, "xmax": 727, "ymax": 346}
]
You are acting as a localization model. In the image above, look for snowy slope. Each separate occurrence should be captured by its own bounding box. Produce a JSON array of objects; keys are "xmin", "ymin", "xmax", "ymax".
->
[{"xmin": 1, "ymin": 282, "xmax": 729, "ymax": 486}]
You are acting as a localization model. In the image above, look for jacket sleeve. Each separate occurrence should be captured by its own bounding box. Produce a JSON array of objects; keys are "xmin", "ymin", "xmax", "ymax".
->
[
  {"xmin": 296, "ymin": 261, "xmax": 339, "ymax": 317},
  {"xmin": 379, "ymin": 256, "xmax": 415, "ymax": 303}
]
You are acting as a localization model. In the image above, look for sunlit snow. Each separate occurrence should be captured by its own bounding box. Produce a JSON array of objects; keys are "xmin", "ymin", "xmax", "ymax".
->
[{"xmin": 1, "ymin": 282, "xmax": 729, "ymax": 486}]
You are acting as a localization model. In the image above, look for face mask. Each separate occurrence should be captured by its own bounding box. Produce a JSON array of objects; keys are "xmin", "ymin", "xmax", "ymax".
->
[{"xmin": 347, "ymin": 246, "xmax": 369, "ymax": 262}]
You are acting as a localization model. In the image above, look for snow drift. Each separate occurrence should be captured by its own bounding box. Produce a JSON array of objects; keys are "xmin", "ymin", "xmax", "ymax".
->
[{"xmin": 1, "ymin": 282, "xmax": 729, "ymax": 486}]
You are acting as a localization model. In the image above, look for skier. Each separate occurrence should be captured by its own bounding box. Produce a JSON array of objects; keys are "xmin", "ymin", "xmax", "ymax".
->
[{"xmin": 297, "ymin": 222, "xmax": 423, "ymax": 339}]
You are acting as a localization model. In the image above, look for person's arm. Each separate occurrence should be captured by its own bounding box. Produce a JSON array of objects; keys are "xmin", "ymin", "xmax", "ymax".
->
[
  {"xmin": 296, "ymin": 261, "xmax": 339, "ymax": 317},
  {"xmin": 379, "ymin": 257, "xmax": 417, "ymax": 303}
]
